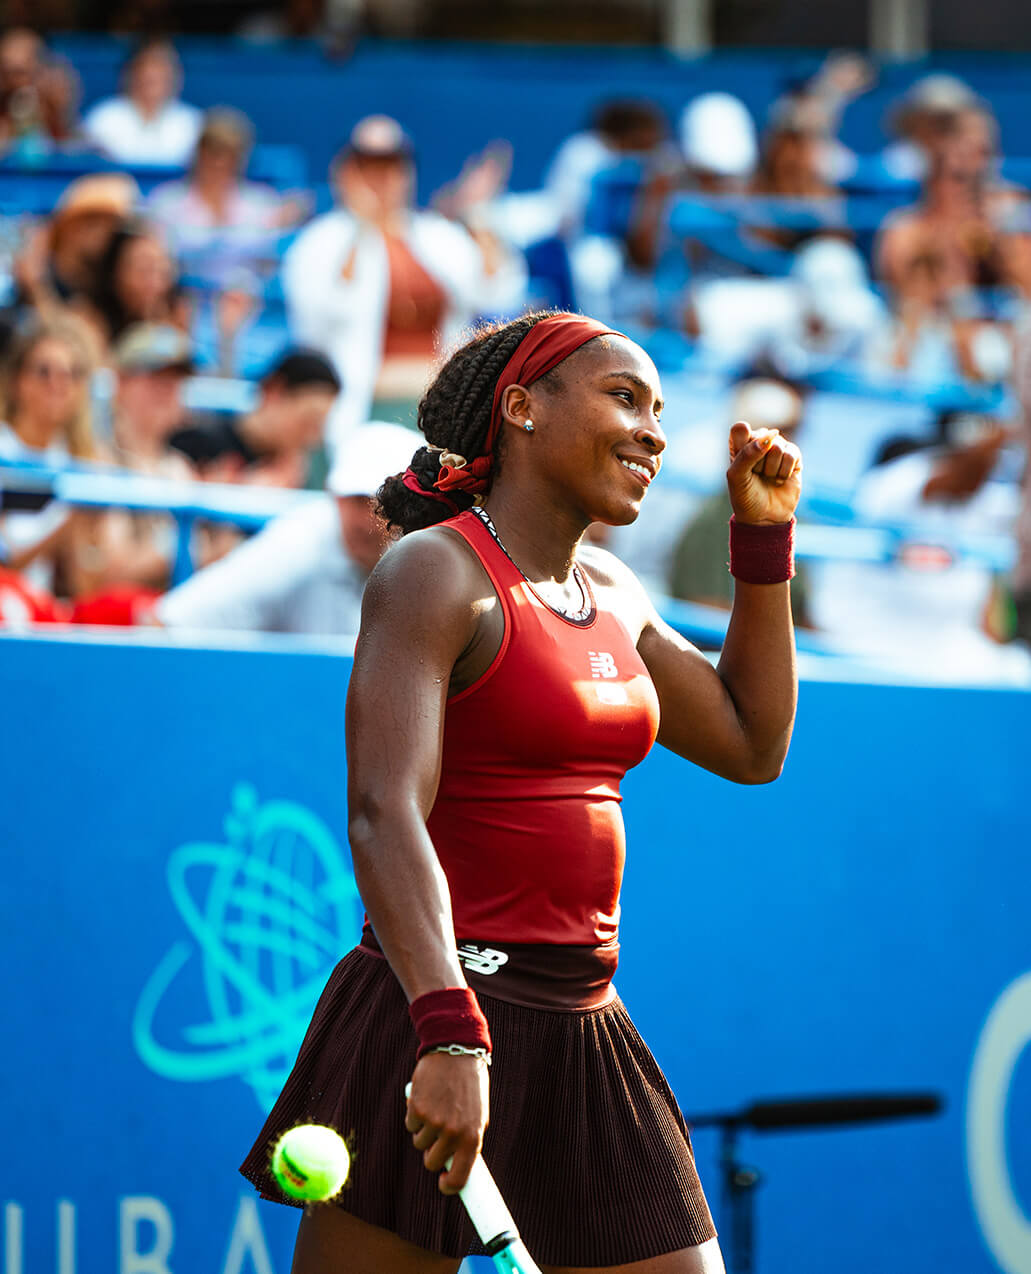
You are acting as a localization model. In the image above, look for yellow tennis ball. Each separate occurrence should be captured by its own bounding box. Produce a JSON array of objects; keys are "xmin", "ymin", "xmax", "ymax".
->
[{"xmin": 272, "ymin": 1124, "xmax": 351, "ymax": 1202}]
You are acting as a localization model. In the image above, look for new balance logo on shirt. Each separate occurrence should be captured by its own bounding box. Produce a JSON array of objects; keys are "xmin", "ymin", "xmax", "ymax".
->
[{"xmin": 588, "ymin": 651, "xmax": 618, "ymax": 679}]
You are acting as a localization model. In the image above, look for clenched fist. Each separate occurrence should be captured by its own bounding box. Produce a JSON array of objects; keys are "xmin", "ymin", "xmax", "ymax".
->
[{"xmin": 726, "ymin": 421, "xmax": 803, "ymax": 526}]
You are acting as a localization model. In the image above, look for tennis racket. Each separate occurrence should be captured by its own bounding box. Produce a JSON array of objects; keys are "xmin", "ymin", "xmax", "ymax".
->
[{"xmin": 404, "ymin": 1084, "xmax": 543, "ymax": 1273}]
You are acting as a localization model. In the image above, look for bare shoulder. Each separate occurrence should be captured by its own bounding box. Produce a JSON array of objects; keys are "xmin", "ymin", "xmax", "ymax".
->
[
  {"xmin": 360, "ymin": 524, "xmax": 494, "ymax": 655},
  {"xmin": 577, "ymin": 542, "xmax": 648, "ymax": 595},
  {"xmin": 366, "ymin": 525, "xmax": 482, "ymax": 606},
  {"xmin": 576, "ymin": 543, "xmax": 656, "ymax": 638}
]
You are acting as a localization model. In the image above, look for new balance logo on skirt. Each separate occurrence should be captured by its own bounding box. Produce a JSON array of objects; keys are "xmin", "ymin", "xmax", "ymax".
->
[{"xmin": 589, "ymin": 651, "xmax": 618, "ymax": 679}]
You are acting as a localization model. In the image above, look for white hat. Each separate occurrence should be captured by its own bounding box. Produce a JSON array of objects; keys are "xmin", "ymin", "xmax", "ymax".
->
[
  {"xmin": 328, "ymin": 422, "xmax": 419, "ymax": 499},
  {"xmin": 679, "ymin": 93, "xmax": 757, "ymax": 178},
  {"xmin": 792, "ymin": 236, "xmax": 868, "ymax": 291},
  {"xmin": 791, "ymin": 237, "xmax": 882, "ymax": 333},
  {"xmin": 348, "ymin": 114, "xmax": 413, "ymax": 158},
  {"xmin": 896, "ymin": 74, "xmax": 978, "ymax": 118},
  {"xmin": 733, "ymin": 379, "xmax": 803, "ymax": 433}
]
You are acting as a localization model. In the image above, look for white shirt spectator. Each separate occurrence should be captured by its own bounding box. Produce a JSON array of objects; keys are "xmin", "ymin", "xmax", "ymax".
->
[
  {"xmin": 148, "ymin": 179, "xmax": 282, "ymax": 247},
  {"xmin": 156, "ymin": 496, "xmax": 365, "ymax": 635},
  {"xmin": 155, "ymin": 420, "xmax": 417, "ymax": 635},
  {"xmin": 810, "ymin": 449, "xmax": 1029, "ymax": 683},
  {"xmin": 0, "ymin": 421, "xmax": 71, "ymax": 594},
  {"xmin": 147, "ymin": 178, "xmax": 284, "ymax": 284},
  {"xmin": 544, "ymin": 130, "xmax": 615, "ymax": 233},
  {"xmin": 283, "ymin": 208, "xmax": 524, "ymax": 444},
  {"xmin": 83, "ymin": 96, "xmax": 202, "ymax": 166}
]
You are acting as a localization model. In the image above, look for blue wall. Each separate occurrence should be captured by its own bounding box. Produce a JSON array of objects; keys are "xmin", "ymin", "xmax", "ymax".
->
[
  {"xmin": 49, "ymin": 38, "xmax": 1031, "ymax": 200},
  {"xmin": 1, "ymin": 632, "xmax": 1029, "ymax": 1274}
]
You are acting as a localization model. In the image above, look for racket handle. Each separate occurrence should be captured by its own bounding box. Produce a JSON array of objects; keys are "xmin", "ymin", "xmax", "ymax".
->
[
  {"xmin": 403, "ymin": 1084, "xmax": 543, "ymax": 1273},
  {"xmin": 459, "ymin": 1154, "xmax": 518, "ymax": 1247},
  {"xmin": 459, "ymin": 1161, "xmax": 542, "ymax": 1274}
]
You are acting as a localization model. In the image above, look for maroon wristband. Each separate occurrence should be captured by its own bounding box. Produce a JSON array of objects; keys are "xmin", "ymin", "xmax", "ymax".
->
[
  {"xmin": 729, "ymin": 515, "xmax": 796, "ymax": 585},
  {"xmin": 409, "ymin": 987, "xmax": 492, "ymax": 1060}
]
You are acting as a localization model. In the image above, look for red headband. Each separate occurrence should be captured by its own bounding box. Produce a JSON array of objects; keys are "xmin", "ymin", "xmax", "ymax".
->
[{"xmin": 434, "ymin": 313, "xmax": 623, "ymax": 497}]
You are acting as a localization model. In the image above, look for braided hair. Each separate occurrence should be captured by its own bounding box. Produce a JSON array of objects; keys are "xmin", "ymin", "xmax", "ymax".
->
[{"xmin": 378, "ymin": 311, "xmax": 562, "ymax": 535}]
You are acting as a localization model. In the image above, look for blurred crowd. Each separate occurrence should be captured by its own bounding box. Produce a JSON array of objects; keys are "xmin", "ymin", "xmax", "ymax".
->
[{"xmin": 0, "ymin": 31, "xmax": 1028, "ymax": 679}]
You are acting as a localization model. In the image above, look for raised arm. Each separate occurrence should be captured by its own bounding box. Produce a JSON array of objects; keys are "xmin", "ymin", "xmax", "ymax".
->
[
  {"xmin": 345, "ymin": 527, "xmax": 490, "ymax": 1192},
  {"xmin": 635, "ymin": 422, "xmax": 802, "ymax": 783}
]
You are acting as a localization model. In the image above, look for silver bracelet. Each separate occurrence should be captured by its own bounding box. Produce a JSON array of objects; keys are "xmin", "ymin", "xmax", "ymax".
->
[{"xmin": 427, "ymin": 1044, "xmax": 491, "ymax": 1066}]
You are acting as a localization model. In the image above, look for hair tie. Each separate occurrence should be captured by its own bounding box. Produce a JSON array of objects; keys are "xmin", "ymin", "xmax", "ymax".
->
[{"xmin": 401, "ymin": 467, "xmax": 461, "ymax": 515}]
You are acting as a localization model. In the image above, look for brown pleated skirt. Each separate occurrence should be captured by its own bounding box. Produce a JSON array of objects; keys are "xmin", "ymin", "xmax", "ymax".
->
[{"xmin": 239, "ymin": 944, "xmax": 716, "ymax": 1267}]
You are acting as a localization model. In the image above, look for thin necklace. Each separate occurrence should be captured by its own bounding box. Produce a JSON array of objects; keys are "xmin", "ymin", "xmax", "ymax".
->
[{"xmin": 473, "ymin": 507, "xmax": 593, "ymax": 622}]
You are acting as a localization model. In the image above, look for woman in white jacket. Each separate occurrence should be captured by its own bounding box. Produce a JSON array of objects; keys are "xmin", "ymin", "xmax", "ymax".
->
[{"xmin": 283, "ymin": 115, "xmax": 527, "ymax": 449}]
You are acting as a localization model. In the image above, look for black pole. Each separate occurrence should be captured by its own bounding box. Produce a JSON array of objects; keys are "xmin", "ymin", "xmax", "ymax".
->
[{"xmin": 685, "ymin": 1091, "xmax": 944, "ymax": 1274}]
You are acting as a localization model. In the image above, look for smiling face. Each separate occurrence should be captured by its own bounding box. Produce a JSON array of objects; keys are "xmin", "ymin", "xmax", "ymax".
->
[{"xmin": 507, "ymin": 335, "xmax": 666, "ymax": 527}]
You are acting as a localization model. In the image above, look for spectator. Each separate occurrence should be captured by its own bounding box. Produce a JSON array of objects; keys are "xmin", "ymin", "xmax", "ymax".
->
[
  {"xmin": 0, "ymin": 317, "xmax": 97, "ymax": 595},
  {"xmin": 544, "ymin": 99, "xmax": 669, "ymax": 237},
  {"xmin": 0, "ymin": 28, "xmax": 79, "ymax": 151},
  {"xmin": 753, "ymin": 99, "xmax": 840, "ymax": 203},
  {"xmin": 168, "ymin": 347, "xmax": 340, "ymax": 487},
  {"xmin": 1010, "ymin": 318, "xmax": 1031, "ymax": 644},
  {"xmin": 770, "ymin": 51, "xmax": 875, "ymax": 185},
  {"xmin": 625, "ymin": 92, "xmax": 760, "ymax": 307},
  {"xmin": 552, "ymin": 102, "xmax": 673, "ymax": 321},
  {"xmin": 669, "ymin": 377, "xmax": 812, "ymax": 630},
  {"xmin": 147, "ymin": 107, "xmax": 308, "ymax": 285},
  {"xmin": 153, "ymin": 420, "xmax": 416, "ymax": 635},
  {"xmin": 748, "ymin": 100, "xmax": 845, "ymax": 251},
  {"xmin": 766, "ymin": 236, "xmax": 886, "ymax": 377},
  {"xmin": 679, "ymin": 93, "xmax": 758, "ymax": 196},
  {"xmin": 867, "ymin": 243, "xmax": 1000, "ymax": 382},
  {"xmin": 428, "ymin": 141, "xmax": 530, "ymax": 316},
  {"xmin": 810, "ymin": 412, "xmax": 1027, "ymax": 681},
  {"xmin": 877, "ymin": 106, "xmax": 1018, "ymax": 300},
  {"xmin": 84, "ymin": 222, "xmax": 186, "ymax": 348},
  {"xmin": 82, "ymin": 41, "xmax": 201, "ymax": 166},
  {"xmin": 283, "ymin": 114, "xmax": 525, "ymax": 441},
  {"xmin": 76, "ymin": 324, "xmax": 196, "ymax": 593},
  {"xmin": 12, "ymin": 173, "xmax": 138, "ymax": 322},
  {"xmin": 874, "ymin": 106, "xmax": 1026, "ymax": 383},
  {"xmin": 882, "ymin": 74, "xmax": 979, "ymax": 185},
  {"xmin": 110, "ymin": 323, "xmax": 194, "ymax": 472}
]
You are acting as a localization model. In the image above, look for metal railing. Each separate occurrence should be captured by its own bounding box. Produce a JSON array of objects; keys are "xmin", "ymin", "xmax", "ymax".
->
[{"xmin": 0, "ymin": 458, "xmax": 1015, "ymax": 622}]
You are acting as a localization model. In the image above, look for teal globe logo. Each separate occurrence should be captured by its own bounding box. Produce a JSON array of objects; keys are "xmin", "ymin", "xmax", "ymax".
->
[{"xmin": 133, "ymin": 784, "xmax": 361, "ymax": 1112}]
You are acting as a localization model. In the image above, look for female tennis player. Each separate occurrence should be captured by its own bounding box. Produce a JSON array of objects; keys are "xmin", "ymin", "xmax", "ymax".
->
[{"xmin": 241, "ymin": 311, "xmax": 802, "ymax": 1274}]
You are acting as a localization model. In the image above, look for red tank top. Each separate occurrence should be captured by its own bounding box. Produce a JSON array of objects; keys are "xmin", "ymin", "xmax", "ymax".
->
[{"xmin": 426, "ymin": 510, "xmax": 660, "ymax": 946}]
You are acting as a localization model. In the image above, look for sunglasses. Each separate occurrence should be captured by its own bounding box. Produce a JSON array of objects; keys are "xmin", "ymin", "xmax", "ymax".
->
[{"xmin": 24, "ymin": 362, "xmax": 87, "ymax": 383}]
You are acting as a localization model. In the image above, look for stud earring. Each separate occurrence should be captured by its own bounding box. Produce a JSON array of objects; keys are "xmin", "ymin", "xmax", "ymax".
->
[{"xmin": 523, "ymin": 420, "xmax": 535, "ymax": 433}]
